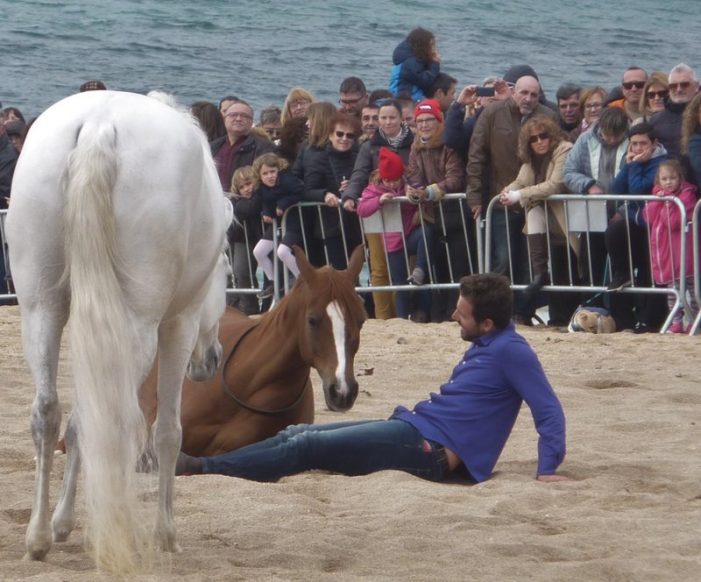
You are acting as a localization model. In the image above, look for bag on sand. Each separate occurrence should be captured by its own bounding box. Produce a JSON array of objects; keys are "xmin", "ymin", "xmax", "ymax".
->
[{"xmin": 568, "ymin": 306, "xmax": 616, "ymax": 334}]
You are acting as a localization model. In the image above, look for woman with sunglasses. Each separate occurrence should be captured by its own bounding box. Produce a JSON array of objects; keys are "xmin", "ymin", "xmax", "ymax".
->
[
  {"xmin": 298, "ymin": 112, "xmax": 363, "ymax": 269},
  {"xmin": 499, "ymin": 115, "xmax": 578, "ymax": 300},
  {"xmin": 638, "ymin": 73, "xmax": 669, "ymax": 122}
]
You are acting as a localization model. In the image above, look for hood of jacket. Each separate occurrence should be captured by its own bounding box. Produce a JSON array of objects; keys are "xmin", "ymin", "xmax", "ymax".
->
[{"xmin": 392, "ymin": 39, "xmax": 415, "ymax": 65}]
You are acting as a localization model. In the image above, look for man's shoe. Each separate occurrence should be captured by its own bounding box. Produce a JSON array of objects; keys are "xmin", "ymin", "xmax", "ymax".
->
[
  {"xmin": 175, "ymin": 451, "xmax": 203, "ymax": 476},
  {"xmin": 407, "ymin": 267, "xmax": 426, "ymax": 286},
  {"xmin": 606, "ymin": 275, "xmax": 632, "ymax": 292}
]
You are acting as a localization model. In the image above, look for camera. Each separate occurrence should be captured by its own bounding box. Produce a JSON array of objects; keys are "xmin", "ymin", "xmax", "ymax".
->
[{"xmin": 476, "ymin": 87, "xmax": 496, "ymax": 97}]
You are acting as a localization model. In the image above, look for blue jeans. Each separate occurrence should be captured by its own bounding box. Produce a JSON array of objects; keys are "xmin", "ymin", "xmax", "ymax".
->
[
  {"xmin": 201, "ymin": 419, "xmax": 449, "ymax": 482},
  {"xmin": 387, "ymin": 225, "xmax": 434, "ymax": 318}
]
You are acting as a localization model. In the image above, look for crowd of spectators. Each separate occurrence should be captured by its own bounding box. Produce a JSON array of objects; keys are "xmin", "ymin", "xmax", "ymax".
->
[{"xmin": 2, "ymin": 28, "xmax": 701, "ymax": 332}]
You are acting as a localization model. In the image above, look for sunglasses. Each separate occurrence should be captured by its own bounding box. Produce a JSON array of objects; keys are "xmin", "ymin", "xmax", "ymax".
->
[
  {"xmin": 646, "ymin": 90, "xmax": 668, "ymax": 99},
  {"xmin": 335, "ymin": 130, "xmax": 356, "ymax": 139},
  {"xmin": 622, "ymin": 81, "xmax": 645, "ymax": 90},
  {"xmin": 669, "ymin": 82, "xmax": 691, "ymax": 91},
  {"xmin": 529, "ymin": 132, "xmax": 550, "ymax": 144}
]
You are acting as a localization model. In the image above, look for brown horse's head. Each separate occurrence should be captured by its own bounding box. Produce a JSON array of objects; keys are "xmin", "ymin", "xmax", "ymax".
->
[{"xmin": 293, "ymin": 245, "xmax": 366, "ymax": 411}]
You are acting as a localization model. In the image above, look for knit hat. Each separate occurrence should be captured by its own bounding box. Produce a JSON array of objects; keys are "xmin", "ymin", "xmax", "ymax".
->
[
  {"xmin": 378, "ymin": 147, "xmax": 404, "ymax": 181},
  {"xmin": 503, "ymin": 64, "xmax": 539, "ymax": 85},
  {"xmin": 414, "ymin": 99, "xmax": 443, "ymax": 123}
]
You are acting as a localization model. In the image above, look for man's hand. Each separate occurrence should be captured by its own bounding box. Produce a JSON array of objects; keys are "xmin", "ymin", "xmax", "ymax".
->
[
  {"xmin": 457, "ymin": 85, "xmax": 478, "ymax": 107},
  {"xmin": 537, "ymin": 473, "xmax": 570, "ymax": 483},
  {"xmin": 342, "ymin": 199, "xmax": 356, "ymax": 212},
  {"xmin": 587, "ymin": 184, "xmax": 604, "ymax": 195}
]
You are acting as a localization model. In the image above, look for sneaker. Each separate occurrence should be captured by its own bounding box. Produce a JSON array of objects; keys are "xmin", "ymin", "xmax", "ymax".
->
[
  {"xmin": 257, "ymin": 283, "xmax": 274, "ymax": 300},
  {"xmin": 407, "ymin": 267, "xmax": 426, "ymax": 286},
  {"xmin": 668, "ymin": 321, "xmax": 686, "ymax": 334},
  {"xmin": 606, "ymin": 275, "xmax": 632, "ymax": 292}
]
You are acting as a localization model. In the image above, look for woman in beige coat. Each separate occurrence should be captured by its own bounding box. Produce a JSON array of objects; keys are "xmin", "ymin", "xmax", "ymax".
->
[{"xmin": 499, "ymin": 115, "xmax": 578, "ymax": 296}]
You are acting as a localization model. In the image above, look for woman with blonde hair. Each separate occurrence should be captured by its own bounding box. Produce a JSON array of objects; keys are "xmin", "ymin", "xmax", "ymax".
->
[
  {"xmin": 281, "ymin": 87, "xmax": 315, "ymax": 125},
  {"xmin": 499, "ymin": 115, "xmax": 577, "ymax": 298},
  {"xmin": 578, "ymin": 86, "xmax": 607, "ymax": 134},
  {"xmin": 638, "ymin": 72, "xmax": 669, "ymax": 122}
]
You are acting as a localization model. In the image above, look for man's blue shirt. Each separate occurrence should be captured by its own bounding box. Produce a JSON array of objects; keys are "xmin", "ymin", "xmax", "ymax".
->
[{"xmin": 392, "ymin": 322, "xmax": 566, "ymax": 482}]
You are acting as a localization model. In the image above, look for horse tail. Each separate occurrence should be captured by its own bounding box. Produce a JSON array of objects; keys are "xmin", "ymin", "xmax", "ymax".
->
[{"xmin": 63, "ymin": 121, "xmax": 150, "ymax": 573}]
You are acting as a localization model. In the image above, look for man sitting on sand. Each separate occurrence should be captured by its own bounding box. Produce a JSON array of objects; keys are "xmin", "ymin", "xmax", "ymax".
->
[{"xmin": 177, "ymin": 273, "xmax": 568, "ymax": 484}]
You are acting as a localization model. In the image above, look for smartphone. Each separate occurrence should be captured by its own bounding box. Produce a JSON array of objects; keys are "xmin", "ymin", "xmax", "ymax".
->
[{"xmin": 476, "ymin": 86, "xmax": 496, "ymax": 97}]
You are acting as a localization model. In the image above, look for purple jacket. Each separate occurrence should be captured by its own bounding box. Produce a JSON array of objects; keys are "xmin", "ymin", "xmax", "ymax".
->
[{"xmin": 643, "ymin": 181, "xmax": 698, "ymax": 285}]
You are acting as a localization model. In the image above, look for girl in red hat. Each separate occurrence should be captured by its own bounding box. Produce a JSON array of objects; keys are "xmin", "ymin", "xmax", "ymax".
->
[{"xmin": 357, "ymin": 147, "xmax": 434, "ymax": 319}]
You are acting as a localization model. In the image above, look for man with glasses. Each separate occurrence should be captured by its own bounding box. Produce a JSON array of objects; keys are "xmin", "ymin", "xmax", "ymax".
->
[
  {"xmin": 211, "ymin": 99, "xmax": 275, "ymax": 190},
  {"xmin": 651, "ymin": 63, "xmax": 700, "ymax": 159},
  {"xmin": 338, "ymin": 77, "xmax": 369, "ymax": 117},
  {"xmin": 608, "ymin": 67, "xmax": 647, "ymax": 123}
]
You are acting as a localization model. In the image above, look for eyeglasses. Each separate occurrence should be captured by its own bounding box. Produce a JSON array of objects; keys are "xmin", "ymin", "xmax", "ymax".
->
[
  {"xmin": 339, "ymin": 95, "xmax": 364, "ymax": 106},
  {"xmin": 528, "ymin": 132, "xmax": 550, "ymax": 144},
  {"xmin": 584, "ymin": 101, "xmax": 603, "ymax": 110},
  {"xmin": 622, "ymin": 81, "xmax": 645, "ymax": 90},
  {"xmin": 558, "ymin": 103, "xmax": 580, "ymax": 110},
  {"xmin": 225, "ymin": 112, "xmax": 252, "ymax": 120},
  {"xmin": 335, "ymin": 130, "xmax": 356, "ymax": 139},
  {"xmin": 669, "ymin": 82, "xmax": 691, "ymax": 92},
  {"xmin": 646, "ymin": 90, "xmax": 668, "ymax": 100}
]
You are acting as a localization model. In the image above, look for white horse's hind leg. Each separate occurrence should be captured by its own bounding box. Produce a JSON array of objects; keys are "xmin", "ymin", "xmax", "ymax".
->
[
  {"xmin": 23, "ymin": 305, "xmax": 68, "ymax": 560},
  {"xmin": 153, "ymin": 316, "xmax": 195, "ymax": 553},
  {"xmin": 52, "ymin": 414, "xmax": 80, "ymax": 542}
]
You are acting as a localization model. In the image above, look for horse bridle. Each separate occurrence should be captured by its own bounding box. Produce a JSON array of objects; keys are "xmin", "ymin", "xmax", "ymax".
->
[{"xmin": 219, "ymin": 323, "xmax": 310, "ymax": 416}]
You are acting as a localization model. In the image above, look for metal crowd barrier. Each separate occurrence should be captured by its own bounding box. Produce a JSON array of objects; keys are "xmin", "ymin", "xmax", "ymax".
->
[
  {"xmin": 483, "ymin": 194, "xmax": 695, "ymax": 334},
  {"xmin": 3, "ymin": 193, "xmax": 700, "ymax": 335},
  {"xmin": 690, "ymin": 198, "xmax": 701, "ymax": 335}
]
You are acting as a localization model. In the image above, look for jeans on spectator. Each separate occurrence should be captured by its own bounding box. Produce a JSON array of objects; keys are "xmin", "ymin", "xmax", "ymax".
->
[
  {"xmin": 386, "ymin": 225, "xmax": 434, "ymax": 318},
  {"xmin": 201, "ymin": 419, "xmax": 449, "ymax": 482}
]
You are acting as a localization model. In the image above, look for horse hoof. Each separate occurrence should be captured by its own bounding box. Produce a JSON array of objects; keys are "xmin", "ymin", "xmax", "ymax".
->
[
  {"xmin": 24, "ymin": 544, "xmax": 50, "ymax": 561},
  {"xmin": 52, "ymin": 525, "xmax": 73, "ymax": 543}
]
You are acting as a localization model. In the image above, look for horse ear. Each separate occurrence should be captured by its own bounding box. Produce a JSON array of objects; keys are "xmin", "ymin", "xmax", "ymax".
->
[
  {"xmin": 293, "ymin": 245, "xmax": 317, "ymax": 283},
  {"xmin": 345, "ymin": 245, "xmax": 365, "ymax": 281}
]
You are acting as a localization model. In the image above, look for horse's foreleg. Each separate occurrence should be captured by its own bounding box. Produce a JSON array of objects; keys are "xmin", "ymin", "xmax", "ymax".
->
[
  {"xmin": 153, "ymin": 317, "xmax": 193, "ymax": 554},
  {"xmin": 23, "ymin": 307, "xmax": 66, "ymax": 561},
  {"xmin": 51, "ymin": 414, "xmax": 79, "ymax": 542}
]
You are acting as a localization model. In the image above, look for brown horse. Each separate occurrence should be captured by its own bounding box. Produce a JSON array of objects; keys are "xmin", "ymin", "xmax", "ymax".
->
[{"xmin": 140, "ymin": 245, "xmax": 367, "ymax": 457}]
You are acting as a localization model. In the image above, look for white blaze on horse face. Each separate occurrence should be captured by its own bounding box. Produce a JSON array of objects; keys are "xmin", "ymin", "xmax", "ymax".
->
[{"xmin": 326, "ymin": 301, "xmax": 348, "ymax": 394}]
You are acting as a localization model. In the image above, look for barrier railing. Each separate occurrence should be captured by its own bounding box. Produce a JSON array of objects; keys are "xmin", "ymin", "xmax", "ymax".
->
[
  {"xmin": 483, "ymin": 194, "xmax": 693, "ymax": 334},
  {"xmin": 3, "ymin": 193, "xmax": 699, "ymax": 335},
  {"xmin": 690, "ymin": 198, "xmax": 701, "ymax": 335}
]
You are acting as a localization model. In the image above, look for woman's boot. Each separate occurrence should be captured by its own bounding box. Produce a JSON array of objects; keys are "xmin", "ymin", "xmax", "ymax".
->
[{"xmin": 525, "ymin": 233, "xmax": 549, "ymax": 297}]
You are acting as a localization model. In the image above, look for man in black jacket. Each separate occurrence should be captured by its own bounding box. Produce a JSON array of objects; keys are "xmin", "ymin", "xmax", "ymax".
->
[{"xmin": 211, "ymin": 99, "xmax": 275, "ymax": 190}]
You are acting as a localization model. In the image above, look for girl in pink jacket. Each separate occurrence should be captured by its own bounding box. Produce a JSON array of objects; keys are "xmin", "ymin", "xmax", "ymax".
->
[
  {"xmin": 643, "ymin": 159, "xmax": 699, "ymax": 333},
  {"xmin": 357, "ymin": 147, "xmax": 434, "ymax": 319}
]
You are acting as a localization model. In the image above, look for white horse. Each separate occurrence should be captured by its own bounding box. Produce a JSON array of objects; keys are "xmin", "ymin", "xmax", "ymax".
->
[{"xmin": 6, "ymin": 90, "xmax": 232, "ymax": 573}]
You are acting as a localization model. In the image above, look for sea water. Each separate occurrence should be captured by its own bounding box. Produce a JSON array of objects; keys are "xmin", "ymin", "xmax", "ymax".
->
[{"xmin": 2, "ymin": 0, "xmax": 699, "ymax": 119}]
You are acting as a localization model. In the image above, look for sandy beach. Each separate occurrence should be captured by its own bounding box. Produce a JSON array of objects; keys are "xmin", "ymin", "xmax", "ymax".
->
[{"xmin": 1, "ymin": 304, "xmax": 700, "ymax": 581}]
